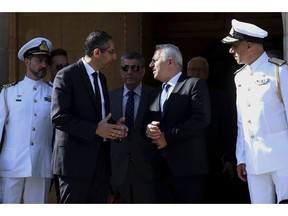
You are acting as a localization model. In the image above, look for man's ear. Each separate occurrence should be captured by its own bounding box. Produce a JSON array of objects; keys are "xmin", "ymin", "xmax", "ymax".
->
[
  {"xmin": 24, "ymin": 58, "xmax": 30, "ymax": 67},
  {"xmin": 93, "ymin": 48, "xmax": 101, "ymax": 57},
  {"xmin": 168, "ymin": 57, "xmax": 174, "ymax": 66},
  {"xmin": 247, "ymin": 42, "xmax": 253, "ymax": 49}
]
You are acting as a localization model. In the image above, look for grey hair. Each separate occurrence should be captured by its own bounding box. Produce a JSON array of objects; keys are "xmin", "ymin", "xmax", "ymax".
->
[
  {"xmin": 188, "ymin": 56, "xmax": 209, "ymax": 73},
  {"xmin": 155, "ymin": 44, "xmax": 183, "ymax": 69}
]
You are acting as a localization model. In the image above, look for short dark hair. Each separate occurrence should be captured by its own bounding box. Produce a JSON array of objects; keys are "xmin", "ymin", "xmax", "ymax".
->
[
  {"xmin": 85, "ymin": 30, "xmax": 112, "ymax": 57},
  {"xmin": 121, "ymin": 52, "xmax": 145, "ymax": 67},
  {"xmin": 51, "ymin": 48, "xmax": 68, "ymax": 58}
]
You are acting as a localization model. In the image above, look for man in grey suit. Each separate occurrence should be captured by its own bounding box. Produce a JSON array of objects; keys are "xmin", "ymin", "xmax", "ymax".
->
[
  {"xmin": 145, "ymin": 44, "xmax": 211, "ymax": 203},
  {"xmin": 109, "ymin": 52, "xmax": 156, "ymax": 203}
]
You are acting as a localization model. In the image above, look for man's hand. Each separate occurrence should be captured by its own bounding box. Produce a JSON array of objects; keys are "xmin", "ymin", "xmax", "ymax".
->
[
  {"xmin": 96, "ymin": 113, "xmax": 128, "ymax": 140},
  {"xmin": 146, "ymin": 121, "xmax": 161, "ymax": 139},
  {"xmin": 237, "ymin": 163, "xmax": 247, "ymax": 182},
  {"xmin": 146, "ymin": 121, "xmax": 167, "ymax": 149},
  {"xmin": 152, "ymin": 132, "xmax": 168, "ymax": 149},
  {"xmin": 116, "ymin": 116, "xmax": 128, "ymax": 141},
  {"xmin": 222, "ymin": 161, "xmax": 234, "ymax": 180}
]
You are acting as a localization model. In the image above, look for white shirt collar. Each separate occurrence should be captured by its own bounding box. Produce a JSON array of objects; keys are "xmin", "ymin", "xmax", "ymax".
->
[
  {"xmin": 162, "ymin": 71, "xmax": 182, "ymax": 89},
  {"xmin": 81, "ymin": 57, "xmax": 97, "ymax": 76},
  {"xmin": 123, "ymin": 83, "xmax": 142, "ymax": 97}
]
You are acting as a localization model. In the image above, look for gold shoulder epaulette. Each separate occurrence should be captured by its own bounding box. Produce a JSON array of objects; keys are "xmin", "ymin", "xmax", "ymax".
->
[
  {"xmin": 1, "ymin": 81, "xmax": 18, "ymax": 88},
  {"xmin": 268, "ymin": 57, "xmax": 287, "ymax": 66},
  {"xmin": 234, "ymin": 65, "xmax": 247, "ymax": 75}
]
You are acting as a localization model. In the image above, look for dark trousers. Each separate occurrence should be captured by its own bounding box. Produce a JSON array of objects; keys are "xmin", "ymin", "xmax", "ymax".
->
[
  {"xmin": 57, "ymin": 145, "xmax": 110, "ymax": 203},
  {"xmin": 155, "ymin": 158, "xmax": 208, "ymax": 203},
  {"xmin": 111, "ymin": 159, "xmax": 155, "ymax": 203},
  {"xmin": 58, "ymin": 174, "xmax": 109, "ymax": 203}
]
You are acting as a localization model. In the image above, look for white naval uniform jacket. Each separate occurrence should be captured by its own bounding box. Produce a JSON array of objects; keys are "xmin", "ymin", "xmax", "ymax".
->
[
  {"xmin": 235, "ymin": 52, "xmax": 288, "ymax": 175},
  {"xmin": 0, "ymin": 76, "xmax": 53, "ymax": 178}
]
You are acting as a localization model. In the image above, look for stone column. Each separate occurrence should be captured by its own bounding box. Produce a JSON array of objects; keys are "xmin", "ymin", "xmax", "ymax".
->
[{"xmin": 0, "ymin": 13, "xmax": 9, "ymax": 86}]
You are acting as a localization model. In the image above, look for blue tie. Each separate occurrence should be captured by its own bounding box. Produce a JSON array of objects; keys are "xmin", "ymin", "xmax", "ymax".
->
[
  {"xmin": 161, "ymin": 83, "xmax": 170, "ymax": 117},
  {"xmin": 125, "ymin": 91, "xmax": 135, "ymax": 132}
]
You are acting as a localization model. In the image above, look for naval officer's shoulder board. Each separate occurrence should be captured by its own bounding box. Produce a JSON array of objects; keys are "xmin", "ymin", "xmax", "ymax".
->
[
  {"xmin": 268, "ymin": 57, "xmax": 287, "ymax": 104},
  {"xmin": 0, "ymin": 81, "xmax": 18, "ymax": 93},
  {"xmin": 268, "ymin": 57, "xmax": 288, "ymax": 66}
]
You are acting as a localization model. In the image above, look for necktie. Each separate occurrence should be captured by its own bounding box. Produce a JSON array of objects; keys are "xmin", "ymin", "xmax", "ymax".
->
[
  {"xmin": 92, "ymin": 72, "xmax": 102, "ymax": 115},
  {"xmin": 125, "ymin": 90, "xmax": 135, "ymax": 132},
  {"xmin": 161, "ymin": 83, "xmax": 170, "ymax": 117}
]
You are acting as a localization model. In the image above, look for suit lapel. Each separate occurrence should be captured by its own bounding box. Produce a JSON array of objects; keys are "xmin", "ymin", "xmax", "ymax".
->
[
  {"xmin": 77, "ymin": 60, "xmax": 102, "ymax": 115},
  {"xmin": 172, "ymin": 74, "xmax": 186, "ymax": 93},
  {"xmin": 111, "ymin": 87, "xmax": 124, "ymax": 121},
  {"xmin": 99, "ymin": 72, "xmax": 110, "ymax": 116},
  {"xmin": 134, "ymin": 86, "xmax": 149, "ymax": 129},
  {"xmin": 150, "ymin": 88, "xmax": 162, "ymax": 112},
  {"xmin": 163, "ymin": 74, "xmax": 186, "ymax": 117}
]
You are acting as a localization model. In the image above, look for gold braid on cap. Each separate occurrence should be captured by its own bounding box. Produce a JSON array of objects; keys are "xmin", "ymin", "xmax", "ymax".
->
[{"xmin": 39, "ymin": 40, "xmax": 49, "ymax": 51}]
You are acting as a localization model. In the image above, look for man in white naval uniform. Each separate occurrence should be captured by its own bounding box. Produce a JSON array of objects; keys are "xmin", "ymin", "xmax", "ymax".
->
[
  {"xmin": 222, "ymin": 19, "xmax": 288, "ymax": 203},
  {"xmin": 0, "ymin": 37, "xmax": 54, "ymax": 203}
]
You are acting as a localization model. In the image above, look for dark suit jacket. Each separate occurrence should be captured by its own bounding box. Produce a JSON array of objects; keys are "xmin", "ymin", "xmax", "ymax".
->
[
  {"xmin": 206, "ymin": 87, "xmax": 236, "ymax": 168},
  {"xmin": 144, "ymin": 74, "xmax": 211, "ymax": 177},
  {"xmin": 109, "ymin": 84, "xmax": 156, "ymax": 185},
  {"xmin": 51, "ymin": 59, "xmax": 111, "ymax": 178}
]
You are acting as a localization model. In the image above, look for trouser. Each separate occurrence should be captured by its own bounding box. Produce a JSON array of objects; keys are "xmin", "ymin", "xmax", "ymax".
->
[
  {"xmin": 155, "ymin": 157, "xmax": 208, "ymax": 203},
  {"xmin": 247, "ymin": 167, "xmax": 288, "ymax": 203},
  {"xmin": 111, "ymin": 159, "xmax": 155, "ymax": 203},
  {"xmin": 0, "ymin": 177, "xmax": 51, "ymax": 203}
]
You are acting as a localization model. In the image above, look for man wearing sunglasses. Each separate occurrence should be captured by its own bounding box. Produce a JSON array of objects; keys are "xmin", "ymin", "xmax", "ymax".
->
[
  {"xmin": 48, "ymin": 48, "xmax": 69, "ymax": 85},
  {"xmin": 47, "ymin": 48, "xmax": 69, "ymax": 203},
  {"xmin": 109, "ymin": 52, "xmax": 156, "ymax": 203}
]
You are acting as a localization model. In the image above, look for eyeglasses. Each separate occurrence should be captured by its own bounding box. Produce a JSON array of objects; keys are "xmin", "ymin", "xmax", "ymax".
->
[
  {"xmin": 55, "ymin": 63, "xmax": 69, "ymax": 71},
  {"xmin": 121, "ymin": 65, "xmax": 140, "ymax": 72},
  {"xmin": 105, "ymin": 49, "xmax": 116, "ymax": 55}
]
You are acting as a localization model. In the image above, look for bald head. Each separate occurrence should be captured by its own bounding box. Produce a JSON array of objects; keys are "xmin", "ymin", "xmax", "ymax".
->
[{"xmin": 187, "ymin": 56, "xmax": 209, "ymax": 80}]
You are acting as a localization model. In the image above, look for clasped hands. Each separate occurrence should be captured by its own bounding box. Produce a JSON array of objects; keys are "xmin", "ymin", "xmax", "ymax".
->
[
  {"xmin": 146, "ymin": 121, "xmax": 167, "ymax": 149},
  {"xmin": 96, "ymin": 113, "xmax": 128, "ymax": 140}
]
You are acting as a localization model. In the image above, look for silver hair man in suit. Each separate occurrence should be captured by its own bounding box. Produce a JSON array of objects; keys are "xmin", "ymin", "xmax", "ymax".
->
[{"xmin": 145, "ymin": 44, "xmax": 211, "ymax": 203}]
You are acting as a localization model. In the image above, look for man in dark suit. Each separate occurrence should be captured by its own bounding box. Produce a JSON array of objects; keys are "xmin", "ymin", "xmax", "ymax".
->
[
  {"xmin": 51, "ymin": 30, "xmax": 128, "ymax": 203},
  {"xmin": 109, "ymin": 52, "xmax": 156, "ymax": 203},
  {"xmin": 145, "ymin": 44, "xmax": 211, "ymax": 203}
]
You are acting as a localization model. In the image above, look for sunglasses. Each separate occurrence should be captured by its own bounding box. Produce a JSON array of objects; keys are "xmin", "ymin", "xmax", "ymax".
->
[
  {"xmin": 121, "ymin": 65, "xmax": 140, "ymax": 72},
  {"xmin": 55, "ymin": 63, "xmax": 69, "ymax": 71}
]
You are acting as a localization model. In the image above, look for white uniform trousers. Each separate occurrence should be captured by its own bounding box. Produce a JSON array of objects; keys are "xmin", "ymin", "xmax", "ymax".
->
[
  {"xmin": 247, "ymin": 167, "xmax": 288, "ymax": 203},
  {"xmin": 0, "ymin": 177, "xmax": 51, "ymax": 203}
]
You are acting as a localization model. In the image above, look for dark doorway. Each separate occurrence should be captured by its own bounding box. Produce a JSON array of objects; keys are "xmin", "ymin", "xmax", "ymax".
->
[{"xmin": 142, "ymin": 12, "xmax": 283, "ymax": 89}]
